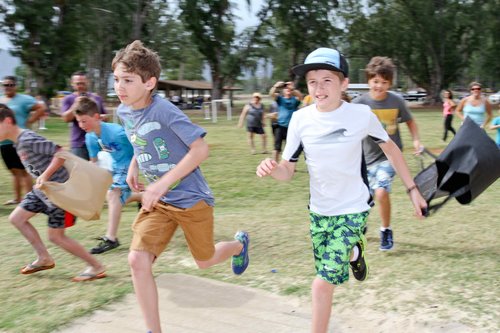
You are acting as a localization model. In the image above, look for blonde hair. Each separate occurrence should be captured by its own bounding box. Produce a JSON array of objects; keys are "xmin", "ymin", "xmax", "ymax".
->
[{"xmin": 112, "ymin": 40, "xmax": 161, "ymax": 84}]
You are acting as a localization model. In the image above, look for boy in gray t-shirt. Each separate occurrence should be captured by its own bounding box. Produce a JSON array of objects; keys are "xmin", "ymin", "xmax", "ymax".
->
[
  {"xmin": 0, "ymin": 104, "xmax": 106, "ymax": 282},
  {"xmin": 352, "ymin": 56, "xmax": 423, "ymax": 251}
]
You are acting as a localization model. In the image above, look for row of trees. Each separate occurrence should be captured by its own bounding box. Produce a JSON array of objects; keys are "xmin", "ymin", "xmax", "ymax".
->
[{"xmin": 1, "ymin": 0, "xmax": 498, "ymax": 103}]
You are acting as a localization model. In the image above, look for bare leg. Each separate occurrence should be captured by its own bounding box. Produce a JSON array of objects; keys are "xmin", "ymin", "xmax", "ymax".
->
[
  {"xmin": 9, "ymin": 206, "xmax": 53, "ymax": 265},
  {"xmin": 261, "ymin": 133, "xmax": 267, "ymax": 153},
  {"xmin": 311, "ymin": 277, "xmax": 335, "ymax": 333},
  {"xmin": 129, "ymin": 250, "xmax": 162, "ymax": 333},
  {"xmin": 105, "ymin": 189, "xmax": 123, "ymax": 241},
  {"xmin": 375, "ymin": 188, "xmax": 391, "ymax": 228},
  {"xmin": 11, "ymin": 169, "xmax": 32, "ymax": 202},
  {"xmin": 48, "ymin": 228, "xmax": 104, "ymax": 273},
  {"xmin": 195, "ymin": 240, "xmax": 243, "ymax": 269},
  {"xmin": 247, "ymin": 132, "xmax": 256, "ymax": 154}
]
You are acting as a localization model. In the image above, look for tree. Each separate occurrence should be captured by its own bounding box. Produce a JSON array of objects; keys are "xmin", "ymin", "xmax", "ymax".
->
[
  {"xmin": 256, "ymin": 0, "xmax": 343, "ymax": 84},
  {"xmin": 342, "ymin": 0, "xmax": 480, "ymax": 103},
  {"xmin": 179, "ymin": 0, "xmax": 256, "ymax": 99}
]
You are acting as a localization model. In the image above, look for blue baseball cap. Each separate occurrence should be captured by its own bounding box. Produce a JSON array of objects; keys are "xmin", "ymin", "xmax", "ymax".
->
[{"xmin": 292, "ymin": 48, "xmax": 349, "ymax": 78}]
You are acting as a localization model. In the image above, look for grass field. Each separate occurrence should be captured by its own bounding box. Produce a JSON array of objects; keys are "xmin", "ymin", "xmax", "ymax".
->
[{"xmin": 0, "ymin": 107, "xmax": 498, "ymax": 332}]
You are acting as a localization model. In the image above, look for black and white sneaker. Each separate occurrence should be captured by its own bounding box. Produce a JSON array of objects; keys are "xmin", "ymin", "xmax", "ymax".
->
[
  {"xmin": 90, "ymin": 236, "xmax": 120, "ymax": 254},
  {"xmin": 350, "ymin": 235, "xmax": 369, "ymax": 281}
]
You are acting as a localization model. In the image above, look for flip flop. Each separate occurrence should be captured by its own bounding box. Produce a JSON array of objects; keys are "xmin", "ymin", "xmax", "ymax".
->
[
  {"xmin": 20, "ymin": 262, "xmax": 55, "ymax": 275},
  {"xmin": 4, "ymin": 199, "xmax": 19, "ymax": 206},
  {"xmin": 72, "ymin": 270, "xmax": 106, "ymax": 282}
]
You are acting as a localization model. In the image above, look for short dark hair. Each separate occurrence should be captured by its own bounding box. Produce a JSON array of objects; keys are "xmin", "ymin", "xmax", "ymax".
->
[
  {"xmin": 73, "ymin": 96, "xmax": 99, "ymax": 116},
  {"xmin": 3, "ymin": 75, "xmax": 17, "ymax": 83},
  {"xmin": 365, "ymin": 56, "xmax": 395, "ymax": 82},
  {"xmin": 0, "ymin": 104, "xmax": 17, "ymax": 124},
  {"xmin": 71, "ymin": 71, "xmax": 87, "ymax": 78}
]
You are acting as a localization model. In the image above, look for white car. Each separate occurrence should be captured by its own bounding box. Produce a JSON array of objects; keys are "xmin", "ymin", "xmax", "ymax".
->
[{"xmin": 488, "ymin": 91, "xmax": 500, "ymax": 104}]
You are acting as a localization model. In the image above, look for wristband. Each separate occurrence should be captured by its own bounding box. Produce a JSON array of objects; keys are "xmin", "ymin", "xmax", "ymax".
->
[{"xmin": 406, "ymin": 184, "xmax": 418, "ymax": 194}]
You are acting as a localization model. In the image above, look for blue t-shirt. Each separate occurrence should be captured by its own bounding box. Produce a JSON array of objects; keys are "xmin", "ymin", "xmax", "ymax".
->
[
  {"xmin": 276, "ymin": 95, "xmax": 301, "ymax": 127},
  {"xmin": 492, "ymin": 116, "xmax": 500, "ymax": 145},
  {"xmin": 1, "ymin": 93, "xmax": 36, "ymax": 145},
  {"xmin": 85, "ymin": 122, "xmax": 134, "ymax": 171},
  {"xmin": 117, "ymin": 94, "xmax": 214, "ymax": 208}
]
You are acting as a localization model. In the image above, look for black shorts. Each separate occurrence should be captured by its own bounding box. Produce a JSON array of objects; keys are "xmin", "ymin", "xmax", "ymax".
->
[
  {"xmin": 247, "ymin": 126, "xmax": 265, "ymax": 135},
  {"xmin": 0, "ymin": 144, "xmax": 25, "ymax": 170},
  {"xmin": 20, "ymin": 190, "xmax": 76, "ymax": 229}
]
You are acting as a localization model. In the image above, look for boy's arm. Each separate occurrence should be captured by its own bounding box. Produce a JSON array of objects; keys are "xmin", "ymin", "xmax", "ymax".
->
[
  {"xmin": 378, "ymin": 139, "xmax": 427, "ymax": 218},
  {"xmin": 126, "ymin": 156, "xmax": 143, "ymax": 192},
  {"xmin": 35, "ymin": 148, "xmax": 66, "ymax": 186},
  {"xmin": 141, "ymin": 137, "xmax": 209, "ymax": 211},
  {"xmin": 405, "ymin": 118, "xmax": 423, "ymax": 153},
  {"xmin": 256, "ymin": 158, "xmax": 295, "ymax": 181}
]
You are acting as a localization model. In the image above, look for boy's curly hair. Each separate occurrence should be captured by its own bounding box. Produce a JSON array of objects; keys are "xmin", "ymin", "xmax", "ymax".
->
[
  {"xmin": 365, "ymin": 56, "xmax": 395, "ymax": 83},
  {"xmin": 112, "ymin": 40, "xmax": 161, "ymax": 84}
]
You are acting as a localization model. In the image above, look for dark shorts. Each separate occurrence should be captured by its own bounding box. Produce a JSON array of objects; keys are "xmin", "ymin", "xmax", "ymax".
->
[
  {"xmin": 20, "ymin": 191, "xmax": 76, "ymax": 229},
  {"xmin": 247, "ymin": 126, "xmax": 265, "ymax": 135},
  {"xmin": 274, "ymin": 125, "xmax": 288, "ymax": 151},
  {"xmin": 0, "ymin": 144, "xmax": 25, "ymax": 170}
]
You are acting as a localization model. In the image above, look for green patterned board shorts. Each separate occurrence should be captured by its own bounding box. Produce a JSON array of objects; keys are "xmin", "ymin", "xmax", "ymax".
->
[{"xmin": 309, "ymin": 210, "xmax": 369, "ymax": 285}]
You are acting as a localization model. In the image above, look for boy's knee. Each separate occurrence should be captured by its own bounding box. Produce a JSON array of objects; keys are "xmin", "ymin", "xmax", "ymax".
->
[
  {"xmin": 195, "ymin": 259, "xmax": 211, "ymax": 270},
  {"xmin": 47, "ymin": 230, "xmax": 64, "ymax": 244},
  {"xmin": 128, "ymin": 251, "xmax": 153, "ymax": 272}
]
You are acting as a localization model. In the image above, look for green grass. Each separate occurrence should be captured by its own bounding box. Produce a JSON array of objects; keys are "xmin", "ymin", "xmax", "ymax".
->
[{"xmin": 0, "ymin": 108, "xmax": 498, "ymax": 332}]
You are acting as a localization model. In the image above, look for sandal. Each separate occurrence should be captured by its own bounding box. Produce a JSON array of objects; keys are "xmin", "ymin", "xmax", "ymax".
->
[
  {"xmin": 21, "ymin": 262, "xmax": 55, "ymax": 275},
  {"xmin": 72, "ymin": 267, "xmax": 106, "ymax": 282},
  {"xmin": 4, "ymin": 199, "xmax": 19, "ymax": 206}
]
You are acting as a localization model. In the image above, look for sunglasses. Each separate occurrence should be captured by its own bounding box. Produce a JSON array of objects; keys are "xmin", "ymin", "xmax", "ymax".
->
[
  {"xmin": 2, "ymin": 83, "xmax": 15, "ymax": 87},
  {"xmin": 470, "ymin": 88, "xmax": 481, "ymax": 91}
]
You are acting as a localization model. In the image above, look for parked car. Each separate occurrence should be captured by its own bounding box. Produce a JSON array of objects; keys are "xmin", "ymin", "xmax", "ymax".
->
[
  {"xmin": 404, "ymin": 90, "xmax": 427, "ymax": 102},
  {"xmin": 488, "ymin": 91, "xmax": 500, "ymax": 104}
]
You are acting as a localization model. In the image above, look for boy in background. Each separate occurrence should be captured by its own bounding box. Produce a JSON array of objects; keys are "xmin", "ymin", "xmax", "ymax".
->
[
  {"xmin": 0, "ymin": 104, "xmax": 106, "ymax": 281},
  {"xmin": 352, "ymin": 56, "xmax": 423, "ymax": 251},
  {"xmin": 256, "ymin": 47, "xmax": 427, "ymax": 333},
  {"xmin": 112, "ymin": 40, "xmax": 250, "ymax": 333},
  {"xmin": 74, "ymin": 96, "xmax": 141, "ymax": 254}
]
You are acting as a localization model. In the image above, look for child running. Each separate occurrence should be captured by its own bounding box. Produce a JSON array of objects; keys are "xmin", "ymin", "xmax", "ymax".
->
[
  {"xmin": 256, "ymin": 47, "xmax": 427, "ymax": 333},
  {"xmin": 74, "ymin": 96, "xmax": 142, "ymax": 254},
  {"xmin": 0, "ymin": 103, "xmax": 106, "ymax": 282},
  {"xmin": 112, "ymin": 40, "xmax": 250, "ymax": 333}
]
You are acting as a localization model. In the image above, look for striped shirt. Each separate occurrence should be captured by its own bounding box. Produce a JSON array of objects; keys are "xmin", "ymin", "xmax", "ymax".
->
[{"xmin": 15, "ymin": 130, "xmax": 69, "ymax": 183}]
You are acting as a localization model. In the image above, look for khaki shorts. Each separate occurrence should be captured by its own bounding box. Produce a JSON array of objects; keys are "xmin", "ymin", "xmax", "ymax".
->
[{"xmin": 130, "ymin": 200, "xmax": 215, "ymax": 260}]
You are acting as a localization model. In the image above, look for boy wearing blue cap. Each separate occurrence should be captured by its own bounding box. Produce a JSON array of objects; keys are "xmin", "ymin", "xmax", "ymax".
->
[{"xmin": 256, "ymin": 48, "xmax": 427, "ymax": 333}]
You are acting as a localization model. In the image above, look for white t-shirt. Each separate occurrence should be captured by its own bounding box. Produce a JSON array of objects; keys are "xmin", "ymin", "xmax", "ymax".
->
[{"xmin": 282, "ymin": 102, "xmax": 389, "ymax": 216}]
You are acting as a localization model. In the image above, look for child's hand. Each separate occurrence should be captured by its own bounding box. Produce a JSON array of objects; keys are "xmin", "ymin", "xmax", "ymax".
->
[
  {"xmin": 256, "ymin": 158, "xmax": 278, "ymax": 177},
  {"xmin": 141, "ymin": 182, "xmax": 167, "ymax": 211},
  {"xmin": 126, "ymin": 172, "xmax": 144, "ymax": 192},
  {"xmin": 409, "ymin": 187, "xmax": 428, "ymax": 219}
]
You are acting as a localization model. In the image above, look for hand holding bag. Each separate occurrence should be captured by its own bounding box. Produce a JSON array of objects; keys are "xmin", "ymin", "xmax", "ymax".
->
[{"xmin": 38, "ymin": 150, "xmax": 113, "ymax": 220}]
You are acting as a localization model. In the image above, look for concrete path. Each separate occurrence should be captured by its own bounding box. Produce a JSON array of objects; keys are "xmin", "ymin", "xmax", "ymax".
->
[{"xmin": 55, "ymin": 273, "xmax": 325, "ymax": 333}]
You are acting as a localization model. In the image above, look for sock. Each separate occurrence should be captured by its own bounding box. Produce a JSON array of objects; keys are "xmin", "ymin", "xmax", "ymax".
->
[
  {"xmin": 350, "ymin": 244, "xmax": 359, "ymax": 262},
  {"xmin": 380, "ymin": 227, "xmax": 391, "ymax": 232}
]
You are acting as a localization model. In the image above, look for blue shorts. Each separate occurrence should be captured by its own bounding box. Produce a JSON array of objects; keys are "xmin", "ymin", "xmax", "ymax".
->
[
  {"xmin": 110, "ymin": 168, "xmax": 132, "ymax": 205},
  {"xmin": 367, "ymin": 160, "xmax": 396, "ymax": 193}
]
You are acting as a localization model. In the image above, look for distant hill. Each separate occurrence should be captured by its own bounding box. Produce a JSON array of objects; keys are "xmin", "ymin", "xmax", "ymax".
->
[{"xmin": 0, "ymin": 49, "xmax": 21, "ymax": 78}]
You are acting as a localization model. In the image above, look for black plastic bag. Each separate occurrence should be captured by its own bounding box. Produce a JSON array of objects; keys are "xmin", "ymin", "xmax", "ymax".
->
[{"xmin": 415, "ymin": 117, "xmax": 500, "ymax": 215}]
